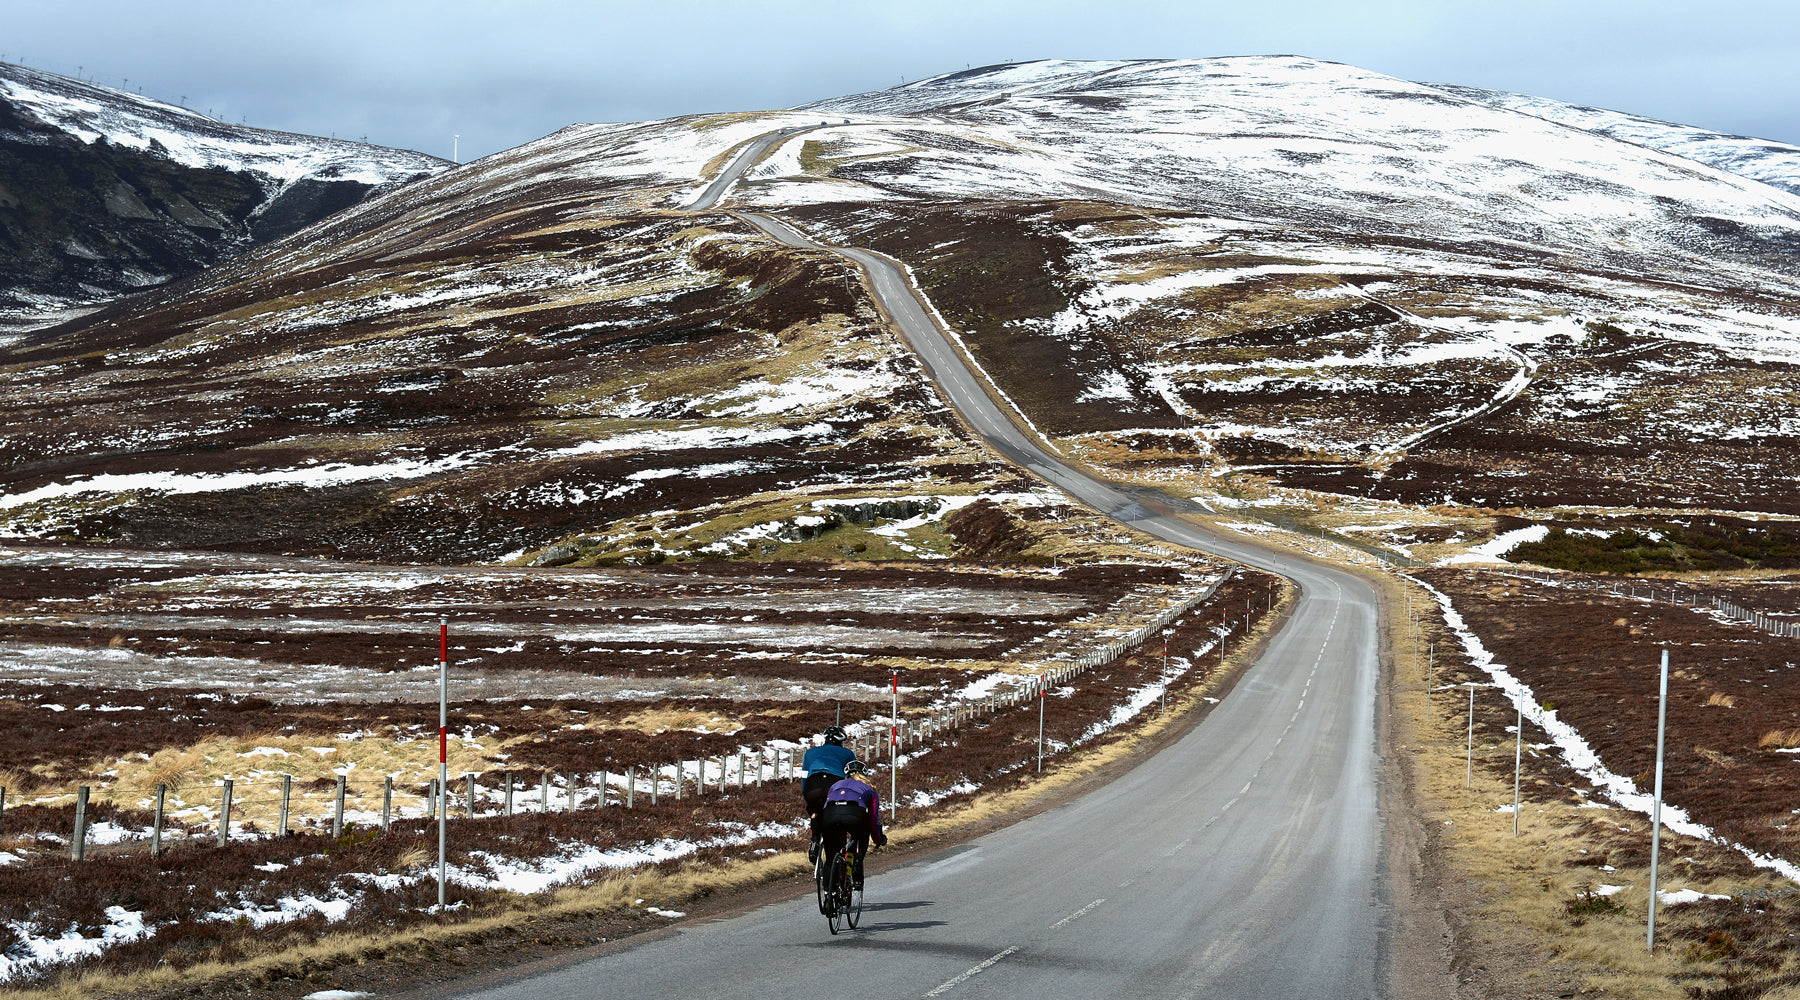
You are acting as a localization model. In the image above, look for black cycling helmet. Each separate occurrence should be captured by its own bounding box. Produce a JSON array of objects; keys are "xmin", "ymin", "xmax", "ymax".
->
[
  {"xmin": 844, "ymin": 759, "xmax": 867, "ymax": 775},
  {"xmin": 823, "ymin": 726, "xmax": 847, "ymax": 745}
]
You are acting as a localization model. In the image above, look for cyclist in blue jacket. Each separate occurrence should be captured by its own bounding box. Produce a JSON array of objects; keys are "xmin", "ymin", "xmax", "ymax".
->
[
  {"xmin": 818, "ymin": 760, "xmax": 886, "ymax": 889},
  {"xmin": 801, "ymin": 726, "xmax": 854, "ymax": 858}
]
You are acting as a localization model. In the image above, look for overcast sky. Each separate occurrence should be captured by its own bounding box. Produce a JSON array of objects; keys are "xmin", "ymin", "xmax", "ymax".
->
[{"xmin": 7, "ymin": 0, "xmax": 1799, "ymax": 161}]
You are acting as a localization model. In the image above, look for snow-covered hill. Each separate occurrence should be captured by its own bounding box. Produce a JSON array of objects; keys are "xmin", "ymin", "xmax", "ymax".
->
[
  {"xmin": 784, "ymin": 57, "xmax": 1800, "ymax": 295},
  {"xmin": 0, "ymin": 61, "xmax": 448, "ymax": 335}
]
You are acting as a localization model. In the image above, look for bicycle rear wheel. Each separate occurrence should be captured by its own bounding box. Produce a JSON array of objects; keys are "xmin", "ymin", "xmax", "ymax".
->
[
  {"xmin": 825, "ymin": 853, "xmax": 846, "ymax": 935},
  {"xmin": 814, "ymin": 848, "xmax": 829, "ymax": 915}
]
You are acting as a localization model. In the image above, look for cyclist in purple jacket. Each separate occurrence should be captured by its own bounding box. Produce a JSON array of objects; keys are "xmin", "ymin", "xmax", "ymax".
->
[{"xmin": 817, "ymin": 760, "xmax": 887, "ymax": 889}]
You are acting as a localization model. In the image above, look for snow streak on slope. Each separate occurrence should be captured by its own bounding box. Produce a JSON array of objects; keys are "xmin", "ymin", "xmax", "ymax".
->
[{"xmin": 1433, "ymin": 83, "xmax": 1800, "ymax": 198}]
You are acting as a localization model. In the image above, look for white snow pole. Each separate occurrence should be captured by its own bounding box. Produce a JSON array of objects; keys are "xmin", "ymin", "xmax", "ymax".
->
[
  {"xmin": 1465, "ymin": 683, "xmax": 1477, "ymax": 787},
  {"xmin": 452, "ymin": 133, "xmax": 460, "ymax": 164},
  {"xmin": 438, "ymin": 617, "xmax": 448, "ymax": 911},
  {"xmin": 1512, "ymin": 703, "xmax": 1522, "ymax": 837},
  {"xmin": 1648, "ymin": 648, "xmax": 1670, "ymax": 951},
  {"xmin": 1426, "ymin": 644, "xmax": 1435, "ymax": 718},
  {"xmin": 890, "ymin": 673, "xmax": 899, "ymax": 816}
]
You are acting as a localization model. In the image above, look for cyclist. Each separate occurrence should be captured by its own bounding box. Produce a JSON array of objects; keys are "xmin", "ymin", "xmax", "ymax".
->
[
  {"xmin": 801, "ymin": 726, "xmax": 855, "ymax": 859},
  {"xmin": 818, "ymin": 760, "xmax": 886, "ymax": 890}
]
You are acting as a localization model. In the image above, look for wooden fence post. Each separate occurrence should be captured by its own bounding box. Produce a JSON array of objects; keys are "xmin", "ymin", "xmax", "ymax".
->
[
  {"xmin": 332, "ymin": 775, "xmax": 345, "ymax": 838},
  {"xmin": 71, "ymin": 785, "xmax": 89, "ymax": 862},
  {"xmin": 540, "ymin": 771, "xmax": 549, "ymax": 813},
  {"xmin": 626, "ymin": 767, "xmax": 635, "ymax": 808},
  {"xmin": 382, "ymin": 776, "xmax": 393, "ymax": 832},
  {"xmin": 152, "ymin": 783, "xmax": 166, "ymax": 856},
  {"xmin": 219, "ymin": 778, "xmax": 235, "ymax": 846},
  {"xmin": 0, "ymin": 785, "xmax": 6, "ymax": 836},
  {"xmin": 279, "ymin": 774, "xmax": 291, "ymax": 836},
  {"xmin": 504, "ymin": 773, "xmax": 513, "ymax": 817},
  {"xmin": 466, "ymin": 774, "xmax": 476, "ymax": 818}
]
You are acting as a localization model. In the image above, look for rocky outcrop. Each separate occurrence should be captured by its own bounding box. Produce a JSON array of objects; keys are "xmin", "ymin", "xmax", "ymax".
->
[{"xmin": 0, "ymin": 61, "xmax": 445, "ymax": 334}]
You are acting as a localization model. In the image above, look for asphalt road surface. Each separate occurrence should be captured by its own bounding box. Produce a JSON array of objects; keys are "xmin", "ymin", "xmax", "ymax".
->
[{"xmin": 454, "ymin": 134, "xmax": 1388, "ymax": 1000}]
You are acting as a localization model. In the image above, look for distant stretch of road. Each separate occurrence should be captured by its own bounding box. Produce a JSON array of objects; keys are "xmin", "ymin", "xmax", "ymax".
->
[{"xmin": 452, "ymin": 132, "xmax": 1387, "ymax": 1000}]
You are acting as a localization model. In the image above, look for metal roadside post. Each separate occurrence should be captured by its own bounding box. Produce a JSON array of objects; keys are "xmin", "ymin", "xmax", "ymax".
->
[
  {"xmin": 1426, "ymin": 644, "xmax": 1435, "ymax": 718},
  {"xmin": 1466, "ymin": 683, "xmax": 1479, "ymax": 787},
  {"xmin": 438, "ymin": 617, "xmax": 448, "ymax": 912},
  {"xmin": 1512, "ymin": 702, "xmax": 1523, "ymax": 836},
  {"xmin": 1648, "ymin": 648, "xmax": 1671, "ymax": 951}
]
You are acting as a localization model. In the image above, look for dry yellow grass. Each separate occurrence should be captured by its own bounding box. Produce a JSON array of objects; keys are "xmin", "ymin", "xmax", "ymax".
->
[
  {"xmin": 614, "ymin": 708, "xmax": 745, "ymax": 736},
  {"xmin": 1377, "ymin": 570, "xmax": 1793, "ymax": 998},
  {"xmin": 19, "ymin": 728, "xmax": 518, "ymax": 838},
  {"xmin": 1759, "ymin": 728, "xmax": 1800, "ymax": 749}
]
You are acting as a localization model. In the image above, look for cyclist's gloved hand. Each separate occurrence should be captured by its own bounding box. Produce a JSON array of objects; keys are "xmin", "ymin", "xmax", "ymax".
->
[{"xmin": 875, "ymin": 834, "xmax": 888, "ymax": 848}]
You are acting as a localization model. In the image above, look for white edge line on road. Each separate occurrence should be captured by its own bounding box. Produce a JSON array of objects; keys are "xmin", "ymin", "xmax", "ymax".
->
[
  {"xmin": 923, "ymin": 945, "xmax": 1019, "ymax": 997},
  {"xmin": 1050, "ymin": 898, "xmax": 1106, "ymax": 930}
]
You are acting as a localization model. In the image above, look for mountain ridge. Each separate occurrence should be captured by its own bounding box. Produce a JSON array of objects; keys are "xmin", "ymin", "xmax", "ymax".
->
[{"xmin": 0, "ymin": 61, "xmax": 449, "ymax": 337}]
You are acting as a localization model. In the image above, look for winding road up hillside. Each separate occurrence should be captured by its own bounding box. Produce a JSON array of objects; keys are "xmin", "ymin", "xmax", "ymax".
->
[{"xmin": 448, "ymin": 131, "xmax": 1390, "ymax": 1000}]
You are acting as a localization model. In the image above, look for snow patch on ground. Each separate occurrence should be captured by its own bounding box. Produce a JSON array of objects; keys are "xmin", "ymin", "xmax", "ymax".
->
[
  {"xmin": 1418, "ymin": 577, "xmax": 1800, "ymax": 885},
  {"xmin": 1441, "ymin": 524, "xmax": 1549, "ymax": 565}
]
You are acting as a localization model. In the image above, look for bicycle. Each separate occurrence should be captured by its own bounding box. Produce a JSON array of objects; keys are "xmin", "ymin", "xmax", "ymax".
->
[{"xmin": 817, "ymin": 837, "xmax": 864, "ymax": 934}]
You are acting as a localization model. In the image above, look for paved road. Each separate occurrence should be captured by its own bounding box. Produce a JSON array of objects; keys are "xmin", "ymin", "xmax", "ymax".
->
[
  {"xmin": 685, "ymin": 127, "xmax": 811, "ymax": 211},
  {"xmin": 456, "ymin": 133, "xmax": 1388, "ymax": 1000}
]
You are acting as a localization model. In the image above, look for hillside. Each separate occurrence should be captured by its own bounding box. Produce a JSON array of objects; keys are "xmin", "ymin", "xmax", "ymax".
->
[
  {"xmin": 2, "ymin": 56, "xmax": 1798, "ymax": 567},
  {"xmin": 0, "ymin": 62, "xmax": 448, "ymax": 337}
]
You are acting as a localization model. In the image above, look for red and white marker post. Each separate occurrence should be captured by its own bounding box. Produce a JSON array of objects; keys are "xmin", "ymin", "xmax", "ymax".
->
[
  {"xmin": 890, "ymin": 673, "xmax": 899, "ymax": 816},
  {"xmin": 437, "ymin": 617, "xmax": 448, "ymax": 910}
]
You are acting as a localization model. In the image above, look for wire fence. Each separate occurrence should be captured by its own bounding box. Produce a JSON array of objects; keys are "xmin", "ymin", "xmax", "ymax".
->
[
  {"xmin": 1499, "ymin": 569, "xmax": 1799, "ymax": 639},
  {"xmin": 4, "ymin": 572, "xmax": 1275, "ymax": 863}
]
